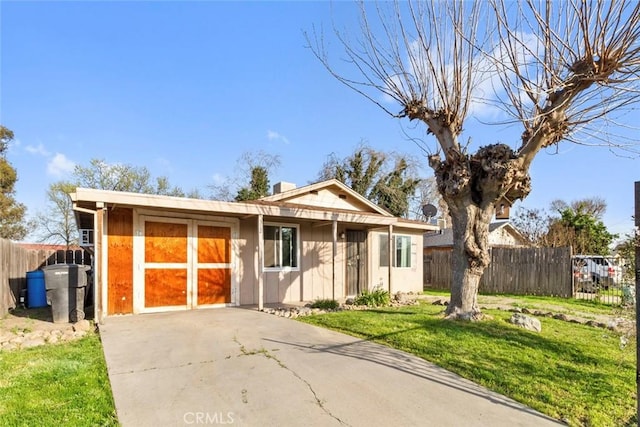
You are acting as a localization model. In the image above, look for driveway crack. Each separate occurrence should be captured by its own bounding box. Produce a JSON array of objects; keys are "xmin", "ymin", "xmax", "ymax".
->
[
  {"xmin": 110, "ymin": 359, "xmax": 215, "ymax": 376},
  {"xmin": 234, "ymin": 337, "xmax": 349, "ymax": 426}
]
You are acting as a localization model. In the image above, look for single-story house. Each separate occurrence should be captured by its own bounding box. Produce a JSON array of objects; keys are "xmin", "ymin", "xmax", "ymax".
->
[
  {"xmin": 71, "ymin": 179, "xmax": 438, "ymax": 322},
  {"xmin": 423, "ymin": 221, "xmax": 528, "ymax": 255}
]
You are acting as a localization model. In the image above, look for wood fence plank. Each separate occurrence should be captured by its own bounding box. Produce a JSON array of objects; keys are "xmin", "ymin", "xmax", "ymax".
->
[
  {"xmin": 424, "ymin": 246, "xmax": 572, "ymax": 297},
  {"xmin": 0, "ymin": 239, "xmax": 93, "ymax": 315}
]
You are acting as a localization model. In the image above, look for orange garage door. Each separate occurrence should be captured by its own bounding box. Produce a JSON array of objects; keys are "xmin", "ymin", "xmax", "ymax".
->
[{"xmin": 143, "ymin": 219, "xmax": 232, "ymax": 310}]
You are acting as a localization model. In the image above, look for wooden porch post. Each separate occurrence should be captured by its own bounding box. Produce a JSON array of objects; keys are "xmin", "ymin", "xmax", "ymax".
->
[
  {"xmin": 332, "ymin": 219, "xmax": 338, "ymax": 301},
  {"xmin": 257, "ymin": 214, "xmax": 264, "ymax": 311},
  {"xmin": 388, "ymin": 224, "xmax": 393, "ymax": 295},
  {"xmin": 95, "ymin": 204, "xmax": 105, "ymax": 324}
]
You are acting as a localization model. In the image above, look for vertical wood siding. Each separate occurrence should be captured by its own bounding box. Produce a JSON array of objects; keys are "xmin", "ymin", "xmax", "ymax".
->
[{"xmin": 107, "ymin": 208, "xmax": 134, "ymax": 314}]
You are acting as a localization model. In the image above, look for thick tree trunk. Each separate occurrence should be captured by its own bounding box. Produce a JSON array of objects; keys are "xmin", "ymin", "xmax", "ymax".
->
[
  {"xmin": 430, "ymin": 144, "xmax": 531, "ymax": 321},
  {"xmin": 445, "ymin": 202, "xmax": 493, "ymax": 320}
]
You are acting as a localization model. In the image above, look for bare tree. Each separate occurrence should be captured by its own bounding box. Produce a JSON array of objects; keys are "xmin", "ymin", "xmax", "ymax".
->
[
  {"xmin": 209, "ymin": 151, "xmax": 280, "ymax": 201},
  {"xmin": 408, "ymin": 176, "xmax": 449, "ymax": 225},
  {"xmin": 308, "ymin": 0, "xmax": 640, "ymax": 319},
  {"xmin": 550, "ymin": 197, "xmax": 607, "ymax": 219},
  {"xmin": 34, "ymin": 182, "xmax": 78, "ymax": 248}
]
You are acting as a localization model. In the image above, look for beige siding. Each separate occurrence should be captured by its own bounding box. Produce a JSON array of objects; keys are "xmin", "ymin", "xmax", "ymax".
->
[
  {"xmin": 239, "ymin": 219, "xmax": 344, "ymax": 304},
  {"xmin": 488, "ymin": 227, "xmax": 519, "ymax": 246},
  {"xmin": 300, "ymin": 223, "xmax": 347, "ymax": 301},
  {"xmin": 238, "ymin": 219, "xmax": 258, "ymax": 305},
  {"xmin": 283, "ymin": 188, "xmax": 374, "ymax": 212},
  {"xmin": 369, "ymin": 230, "xmax": 424, "ymax": 294}
]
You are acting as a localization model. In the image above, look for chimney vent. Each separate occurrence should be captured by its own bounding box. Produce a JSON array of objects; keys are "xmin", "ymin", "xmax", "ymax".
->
[{"xmin": 273, "ymin": 181, "xmax": 296, "ymax": 194}]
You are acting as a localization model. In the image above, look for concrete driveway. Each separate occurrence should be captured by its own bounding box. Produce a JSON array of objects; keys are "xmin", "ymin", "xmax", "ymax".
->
[{"xmin": 99, "ymin": 308, "xmax": 562, "ymax": 427}]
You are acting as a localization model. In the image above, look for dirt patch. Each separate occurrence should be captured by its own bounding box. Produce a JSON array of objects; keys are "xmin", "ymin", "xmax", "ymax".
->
[{"xmin": 0, "ymin": 306, "xmax": 95, "ymax": 351}]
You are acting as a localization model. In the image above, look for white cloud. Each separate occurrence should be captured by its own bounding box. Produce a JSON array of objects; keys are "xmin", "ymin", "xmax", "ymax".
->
[
  {"xmin": 267, "ymin": 130, "xmax": 290, "ymax": 145},
  {"xmin": 211, "ymin": 173, "xmax": 225, "ymax": 185},
  {"xmin": 25, "ymin": 143, "xmax": 50, "ymax": 156},
  {"xmin": 47, "ymin": 153, "xmax": 75, "ymax": 176}
]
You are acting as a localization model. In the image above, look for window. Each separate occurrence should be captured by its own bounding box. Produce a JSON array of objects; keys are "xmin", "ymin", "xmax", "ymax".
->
[
  {"xmin": 264, "ymin": 224, "xmax": 298, "ymax": 269},
  {"xmin": 395, "ymin": 235, "xmax": 411, "ymax": 268},
  {"xmin": 379, "ymin": 235, "xmax": 389, "ymax": 267},
  {"xmin": 379, "ymin": 234, "xmax": 411, "ymax": 268}
]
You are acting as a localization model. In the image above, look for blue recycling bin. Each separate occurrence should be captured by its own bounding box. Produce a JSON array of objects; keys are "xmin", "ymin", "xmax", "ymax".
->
[{"xmin": 26, "ymin": 270, "xmax": 47, "ymax": 308}]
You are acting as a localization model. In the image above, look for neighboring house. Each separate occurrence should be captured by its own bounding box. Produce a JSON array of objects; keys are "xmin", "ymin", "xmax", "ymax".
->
[
  {"xmin": 423, "ymin": 221, "xmax": 528, "ymax": 255},
  {"xmin": 71, "ymin": 179, "xmax": 437, "ymax": 322}
]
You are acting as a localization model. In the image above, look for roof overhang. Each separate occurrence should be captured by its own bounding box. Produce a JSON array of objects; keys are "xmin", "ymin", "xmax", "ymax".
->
[{"xmin": 70, "ymin": 188, "xmax": 439, "ymax": 231}]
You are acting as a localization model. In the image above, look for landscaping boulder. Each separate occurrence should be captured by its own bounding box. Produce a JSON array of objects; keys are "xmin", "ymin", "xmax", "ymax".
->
[
  {"xmin": 509, "ymin": 313, "xmax": 542, "ymax": 333},
  {"xmin": 394, "ymin": 292, "xmax": 409, "ymax": 303}
]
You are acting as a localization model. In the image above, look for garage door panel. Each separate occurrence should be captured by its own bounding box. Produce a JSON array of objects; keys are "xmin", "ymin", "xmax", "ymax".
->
[
  {"xmin": 197, "ymin": 268, "xmax": 231, "ymax": 305},
  {"xmin": 145, "ymin": 222, "xmax": 188, "ymax": 263},
  {"xmin": 145, "ymin": 269, "xmax": 188, "ymax": 307},
  {"xmin": 198, "ymin": 226, "xmax": 231, "ymax": 263}
]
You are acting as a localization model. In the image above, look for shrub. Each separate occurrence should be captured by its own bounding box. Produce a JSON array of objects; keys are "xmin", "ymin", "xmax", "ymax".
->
[
  {"xmin": 354, "ymin": 288, "xmax": 390, "ymax": 307},
  {"xmin": 310, "ymin": 298, "xmax": 339, "ymax": 310}
]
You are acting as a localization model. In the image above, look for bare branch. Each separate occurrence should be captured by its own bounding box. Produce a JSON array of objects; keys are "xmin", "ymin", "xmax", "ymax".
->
[{"xmin": 485, "ymin": 0, "xmax": 640, "ymax": 165}]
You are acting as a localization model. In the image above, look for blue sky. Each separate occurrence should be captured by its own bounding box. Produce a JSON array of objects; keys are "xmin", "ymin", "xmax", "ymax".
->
[{"xmin": 1, "ymin": 1, "xmax": 638, "ymax": 241}]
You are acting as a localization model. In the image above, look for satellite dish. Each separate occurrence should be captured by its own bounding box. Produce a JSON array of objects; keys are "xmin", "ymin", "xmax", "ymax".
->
[{"xmin": 422, "ymin": 204, "xmax": 438, "ymax": 219}]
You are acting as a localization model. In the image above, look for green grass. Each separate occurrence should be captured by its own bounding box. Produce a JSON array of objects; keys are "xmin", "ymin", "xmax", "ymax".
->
[
  {"xmin": 0, "ymin": 334, "xmax": 118, "ymax": 426},
  {"xmin": 425, "ymin": 290, "xmax": 631, "ymax": 319},
  {"xmin": 299, "ymin": 302, "xmax": 636, "ymax": 427}
]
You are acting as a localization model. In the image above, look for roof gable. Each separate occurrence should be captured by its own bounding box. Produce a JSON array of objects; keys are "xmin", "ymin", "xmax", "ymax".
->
[{"xmin": 260, "ymin": 179, "xmax": 393, "ymax": 216}]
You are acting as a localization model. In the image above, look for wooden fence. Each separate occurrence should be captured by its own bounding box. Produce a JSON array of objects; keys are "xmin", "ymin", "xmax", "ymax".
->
[
  {"xmin": 0, "ymin": 239, "xmax": 91, "ymax": 315},
  {"xmin": 424, "ymin": 246, "xmax": 573, "ymax": 297}
]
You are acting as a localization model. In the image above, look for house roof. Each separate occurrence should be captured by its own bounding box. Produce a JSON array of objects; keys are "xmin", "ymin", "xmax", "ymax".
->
[
  {"xmin": 423, "ymin": 221, "xmax": 526, "ymax": 247},
  {"xmin": 260, "ymin": 179, "xmax": 393, "ymax": 217},
  {"xmin": 70, "ymin": 180, "xmax": 438, "ymax": 232}
]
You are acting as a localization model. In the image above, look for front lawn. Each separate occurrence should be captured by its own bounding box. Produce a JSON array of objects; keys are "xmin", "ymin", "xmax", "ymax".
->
[
  {"xmin": 0, "ymin": 334, "xmax": 118, "ymax": 426},
  {"xmin": 298, "ymin": 302, "xmax": 636, "ymax": 427}
]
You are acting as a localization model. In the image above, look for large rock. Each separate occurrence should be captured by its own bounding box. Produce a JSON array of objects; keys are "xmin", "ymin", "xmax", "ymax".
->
[
  {"xmin": 509, "ymin": 313, "xmax": 542, "ymax": 333},
  {"xmin": 73, "ymin": 319, "xmax": 92, "ymax": 332}
]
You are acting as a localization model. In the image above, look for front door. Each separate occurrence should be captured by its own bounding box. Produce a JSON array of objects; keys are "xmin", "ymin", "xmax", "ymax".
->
[
  {"xmin": 346, "ymin": 230, "xmax": 367, "ymax": 296},
  {"xmin": 139, "ymin": 217, "xmax": 234, "ymax": 312}
]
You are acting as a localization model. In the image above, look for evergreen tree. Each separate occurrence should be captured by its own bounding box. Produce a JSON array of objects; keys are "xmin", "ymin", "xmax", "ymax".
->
[{"xmin": 0, "ymin": 126, "xmax": 29, "ymax": 240}]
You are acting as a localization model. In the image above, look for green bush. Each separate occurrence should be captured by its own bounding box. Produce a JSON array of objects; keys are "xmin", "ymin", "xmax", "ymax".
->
[
  {"xmin": 310, "ymin": 298, "xmax": 340, "ymax": 310},
  {"xmin": 354, "ymin": 288, "xmax": 391, "ymax": 307}
]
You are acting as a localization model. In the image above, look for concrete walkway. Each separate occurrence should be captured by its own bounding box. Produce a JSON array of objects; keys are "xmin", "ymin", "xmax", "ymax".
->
[{"xmin": 99, "ymin": 308, "xmax": 563, "ymax": 427}]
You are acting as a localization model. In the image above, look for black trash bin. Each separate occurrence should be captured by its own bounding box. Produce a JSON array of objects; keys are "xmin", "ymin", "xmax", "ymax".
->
[{"xmin": 43, "ymin": 264, "xmax": 90, "ymax": 323}]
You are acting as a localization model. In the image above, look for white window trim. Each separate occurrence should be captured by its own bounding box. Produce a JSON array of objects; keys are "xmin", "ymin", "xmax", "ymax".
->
[
  {"xmin": 379, "ymin": 234, "xmax": 412, "ymax": 269},
  {"xmin": 394, "ymin": 234, "xmax": 412, "ymax": 269},
  {"xmin": 263, "ymin": 222, "xmax": 300, "ymax": 272}
]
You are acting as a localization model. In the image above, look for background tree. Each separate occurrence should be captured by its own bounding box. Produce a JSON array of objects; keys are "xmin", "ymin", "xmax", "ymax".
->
[
  {"xmin": 235, "ymin": 166, "xmax": 270, "ymax": 201},
  {"xmin": 511, "ymin": 207, "xmax": 552, "ymax": 247},
  {"xmin": 615, "ymin": 226, "xmax": 639, "ymax": 284},
  {"xmin": 74, "ymin": 158, "xmax": 191, "ymax": 196},
  {"xmin": 547, "ymin": 203, "xmax": 617, "ymax": 255},
  {"xmin": 34, "ymin": 158, "xmax": 197, "ymax": 244},
  {"xmin": 33, "ymin": 182, "xmax": 78, "ymax": 248},
  {"xmin": 209, "ymin": 151, "xmax": 280, "ymax": 202},
  {"xmin": 408, "ymin": 176, "xmax": 450, "ymax": 225},
  {"xmin": 513, "ymin": 197, "xmax": 617, "ymax": 254},
  {"xmin": 319, "ymin": 144, "xmax": 421, "ymax": 217},
  {"xmin": 308, "ymin": 0, "xmax": 640, "ymax": 319},
  {"xmin": 550, "ymin": 198, "xmax": 607, "ymax": 220},
  {"xmin": 0, "ymin": 125, "xmax": 30, "ymax": 240}
]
